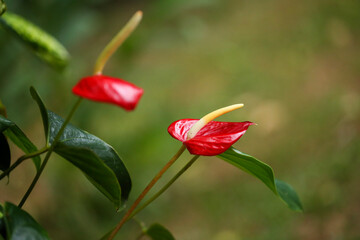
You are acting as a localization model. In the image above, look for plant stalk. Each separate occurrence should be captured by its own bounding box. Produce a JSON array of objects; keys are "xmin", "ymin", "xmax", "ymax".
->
[
  {"xmin": 0, "ymin": 147, "xmax": 49, "ymax": 180},
  {"xmin": 18, "ymin": 97, "xmax": 82, "ymax": 208},
  {"xmin": 107, "ymin": 145, "xmax": 186, "ymax": 240},
  {"xmin": 129, "ymin": 155, "xmax": 200, "ymax": 220}
]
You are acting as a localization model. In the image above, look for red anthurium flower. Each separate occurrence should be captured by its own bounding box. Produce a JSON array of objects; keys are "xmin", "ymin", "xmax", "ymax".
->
[
  {"xmin": 168, "ymin": 104, "xmax": 254, "ymax": 156},
  {"xmin": 168, "ymin": 119, "xmax": 253, "ymax": 156},
  {"xmin": 72, "ymin": 75, "xmax": 143, "ymax": 111}
]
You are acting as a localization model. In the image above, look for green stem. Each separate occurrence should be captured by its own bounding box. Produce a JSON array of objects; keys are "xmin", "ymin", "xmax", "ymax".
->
[
  {"xmin": 0, "ymin": 147, "xmax": 49, "ymax": 180},
  {"xmin": 18, "ymin": 150, "xmax": 51, "ymax": 208},
  {"xmin": 18, "ymin": 97, "xmax": 83, "ymax": 208},
  {"xmin": 107, "ymin": 145, "xmax": 186, "ymax": 240},
  {"xmin": 93, "ymin": 11, "xmax": 142, "ymax": 75},
  {"xmin": 129, "ymin": 155, "xmax": 200, "ymax": 220}
]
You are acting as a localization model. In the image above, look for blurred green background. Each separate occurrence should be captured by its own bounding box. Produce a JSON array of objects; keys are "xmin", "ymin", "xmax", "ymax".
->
[{"xmin": 1, "ymin": 0, "xmax": 360, "ymax": 239}]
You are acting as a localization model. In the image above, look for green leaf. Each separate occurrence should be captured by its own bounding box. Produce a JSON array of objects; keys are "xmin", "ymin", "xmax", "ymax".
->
[
  {"xmin": 275, "ymin": 179, "xmax": 303, "ymax": 212},
  {"xmin": 2, "ymin": 202, "xmax": 50, "ymax": 240},
  {"xmin": 54, "ymin": 145, "xmax": 122, "ymax": 207},
  {"xmin": 0, "ymin": 0, "xmax": 5, "ymax": 16},
  {"xmin": 48, "ymin": 111, "xmax": 132, "ymax": 208},
  {"xmin": 0, "ymin": 116, "xmax": 40, "ymax": 171},
  {"xmin": 30, "ymin": 87, "xmax": 49, "ymax": 143},
  {"xmin": 0, "ymin": 133, "xmax": 10, "ymax": 172},
  {"xmin": 218, "ymin": 147, "xmax": 277, "ymax": 194},
  {"xmin": 0, "ymin": 11, "xmax": 69, "ymax": 69},
  {"xmin": 146, "ymin": 223, "xmax": 175, "ymax": 240},
  {"xmin": 218, "ymin": 147, "xmax": 303, "ymax": 212},
  {"xmin": 29, "ymin": 88, "xmax": 131, "ymax": 207},
  {"xmin": 0, "ymin": 100, "xmax": 10, "ymax": 172}
]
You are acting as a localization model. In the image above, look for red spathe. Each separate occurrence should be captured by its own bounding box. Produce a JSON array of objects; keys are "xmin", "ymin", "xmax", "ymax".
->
[
  {"xmin": 168, "ymin": 119, "xmax": 254, "ymax": 156},
  {"xmin": 72, "ymin": 75, "xmax": 143, "ymax": 111}
]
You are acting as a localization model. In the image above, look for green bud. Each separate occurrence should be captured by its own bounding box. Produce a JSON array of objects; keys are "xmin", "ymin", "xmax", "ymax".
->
[{"xmin": 0, "ymin": 0, "xmax": 6, "ymax": 16}]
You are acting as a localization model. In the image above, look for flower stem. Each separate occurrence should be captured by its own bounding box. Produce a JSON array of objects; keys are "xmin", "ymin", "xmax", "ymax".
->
[
  {"xmin": 107, "ymin": 145, "xmax": 186, "ymax": 240},
  {"xmin": 0, "ymin": 147, "xmax": 49, "ymax": 181},
  {"xmin": 93, "ymin": 11, "xmax": 142, "ymax": 75},
  {"xmin": 18, "ymin": 97, "xmax": 83, "ymax": 208},
  {"xmin": 128, "ymin": 155, "xmax": 200, "ymax": 220}
]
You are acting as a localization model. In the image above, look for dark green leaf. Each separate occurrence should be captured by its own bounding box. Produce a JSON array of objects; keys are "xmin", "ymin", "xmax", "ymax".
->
[
  {"xmin": 275, "ymin": 179, "xmax": 303, "ymax": 212},
  {"xmin": 2, "ymin": 202, "xmax": 50, "ymax": 240},
  {"xmin": 0, "ymin": 116, "xmax": 40, "ymax": 171},
  {"xmin": 48, "ymin": 111, "xmax": 131, "ymax": 208},
  {"xmin": 218, "ymin": 147, "xmax": 303, "ymax": 212},
  {"xmin": 30, "ymin": 87, "xmax": 49, "ymax": 143},
  {"xmin": 0, "ymin": 0, "xmax": 5, "ymax": 16},
  {"xmin": 218, "ymin": 147, "xmax": 277, "ymax": 194},
  {"xmin": 30, "ymin": 88, "xmax": 132, "ymax": 207},
  {"xmin": 0, "ymin": 133, "xmax": 10, "ymax": 171},
  {"xmin": 0, "ymin": 11, "xmax": 69, "ymax": 69},
  {"xmin": 55, "ymin": 145, "xmax": 123, "ymax": 207},
  {"xmin": 146, "ymin": 223, "xmax": 175, "ymax": 240}
]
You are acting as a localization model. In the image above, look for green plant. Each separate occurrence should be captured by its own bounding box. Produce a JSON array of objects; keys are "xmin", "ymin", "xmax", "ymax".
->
[{"xmin": 0, "ymin": 7, "xmax": 302, "ymax": 240}]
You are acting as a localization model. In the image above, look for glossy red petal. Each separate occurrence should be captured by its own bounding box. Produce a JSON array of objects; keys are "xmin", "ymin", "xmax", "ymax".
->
[
  {"xmin": 168, "ymin": 119, "xmax": 254, "ymax": 156},
  {"xmin": 168, "ymin": 119, "xmax": 198, "ymax": 142},
  {"xmin": 72, "ymin": 75, "xmax": 143, "ymax": 111}
]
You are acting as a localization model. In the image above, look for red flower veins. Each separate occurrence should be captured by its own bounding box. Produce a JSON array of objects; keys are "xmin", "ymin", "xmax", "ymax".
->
[{"xmin": 168, "ymin": 119, "xmax": 254, "ymax": 156}]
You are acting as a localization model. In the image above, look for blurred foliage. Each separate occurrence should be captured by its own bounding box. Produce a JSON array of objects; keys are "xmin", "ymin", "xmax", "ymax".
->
[
  {"xmin": 1, "ymin": 0, "xmax": 360, "ymax": 239},
  {"xmin": 0, "ymin": 12, "xmax": 69, "ymax": 69},
  {"xmin": 0, "ymin": 0, "xmax": 6, "ymax": 16}
]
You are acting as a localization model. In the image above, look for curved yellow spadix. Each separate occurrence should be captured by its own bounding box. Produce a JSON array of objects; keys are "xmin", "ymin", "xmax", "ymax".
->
[
  {"xmin": 94, "ymin": 11, "xmax": 143, "ymax": 75},
  {"xmin": 186, "ymin": 103, "xmax": 244, "ymax": 140}
]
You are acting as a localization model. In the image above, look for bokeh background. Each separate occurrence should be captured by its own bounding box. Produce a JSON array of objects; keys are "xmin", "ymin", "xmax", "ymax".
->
[{"xmin": 1, "ymin": 0, "xmax": 360, "ymax": 239}]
